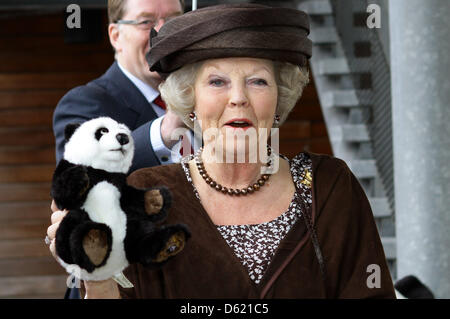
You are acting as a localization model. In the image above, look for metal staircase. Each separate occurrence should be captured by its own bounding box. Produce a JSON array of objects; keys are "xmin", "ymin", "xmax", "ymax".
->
[{"xmin": 298, "ymin": 0, "xmax": 396, "ymax": 277}]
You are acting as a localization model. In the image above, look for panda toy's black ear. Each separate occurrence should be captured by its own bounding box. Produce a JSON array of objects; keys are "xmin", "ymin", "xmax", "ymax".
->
[{"xmin": 64, "ymin": 123, "xmax": 81, "ymax": 142}]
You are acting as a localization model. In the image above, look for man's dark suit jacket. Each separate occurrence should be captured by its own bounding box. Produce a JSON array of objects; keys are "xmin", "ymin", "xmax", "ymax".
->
[{"xmin": 53, "ymin": 61, "xmax": 161, "ymax": 172}]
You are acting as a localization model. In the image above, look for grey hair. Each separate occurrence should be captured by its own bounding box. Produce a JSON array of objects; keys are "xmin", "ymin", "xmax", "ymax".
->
[{"xmin": 159, "ymin": 60, "xmax": 310, "ymax": 130}]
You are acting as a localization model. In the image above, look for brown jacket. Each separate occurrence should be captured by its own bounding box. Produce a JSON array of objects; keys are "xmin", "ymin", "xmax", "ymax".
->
[{"xmin": 119, "ymin": 152, "xmax": 396, "ymax": 299}]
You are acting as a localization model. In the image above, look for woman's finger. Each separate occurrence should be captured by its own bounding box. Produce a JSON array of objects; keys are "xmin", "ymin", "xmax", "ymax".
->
[
  {"xmin": 49, "ymin": 238, "xmax": 57, "ymax": 258},
  {"xmin": 50, "ymin": 200, "xmax": 59, "ymax": 212},
  {"xmin": 47, "ymin": 221, "xmax": 61, "ymax": 241},
  {"xmin": 51, "ymin": 210, "xmax": 68, "ymax": 224}
]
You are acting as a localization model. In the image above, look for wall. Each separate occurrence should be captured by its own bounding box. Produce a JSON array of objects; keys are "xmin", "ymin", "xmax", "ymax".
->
[{"xmin": 279, "ymin": 77, "xmax": 332, "ymax": 158}]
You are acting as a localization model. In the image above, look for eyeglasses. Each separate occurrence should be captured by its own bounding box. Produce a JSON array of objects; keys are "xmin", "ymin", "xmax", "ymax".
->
[{"xmin": 115, "ymin": 15, "xmax": 179, "ymax": 31}]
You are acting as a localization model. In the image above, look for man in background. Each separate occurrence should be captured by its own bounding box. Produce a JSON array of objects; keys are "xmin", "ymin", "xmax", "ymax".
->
[{"xmin": 53, "ymin": 0, "xmax": 188, "ymax": 172}]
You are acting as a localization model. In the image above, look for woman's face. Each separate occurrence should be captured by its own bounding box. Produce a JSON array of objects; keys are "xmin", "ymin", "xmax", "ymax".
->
[{"xmin": 194, "ymin": 57, "xmax": 278, "ymax": 159}]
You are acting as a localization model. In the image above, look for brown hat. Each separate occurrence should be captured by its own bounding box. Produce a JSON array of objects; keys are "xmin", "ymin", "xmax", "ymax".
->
[{"xmin": 147, "ymin": 4, "xmax": 312, "ymax": 78}]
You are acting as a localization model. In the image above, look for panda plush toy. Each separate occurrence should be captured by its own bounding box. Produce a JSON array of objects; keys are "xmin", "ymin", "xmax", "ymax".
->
[{"xmin": 51, "ymin": 117, "xmax": 190, "ymax": 287}]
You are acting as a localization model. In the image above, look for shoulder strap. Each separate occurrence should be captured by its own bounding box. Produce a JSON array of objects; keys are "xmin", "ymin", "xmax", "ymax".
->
[
  {"xmin": 260, "ymin": 154, "xmax": 329, "ymax": 298},
  {"xmin": 292, "ymin": 158, "xmax": 328, "ymax": 297},
  {"xmin": 295, "ymin": 194, "xmax": 327, "ymax": 285}
]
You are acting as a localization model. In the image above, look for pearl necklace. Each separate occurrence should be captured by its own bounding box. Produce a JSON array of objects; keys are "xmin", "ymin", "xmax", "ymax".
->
[{"xmin": 194, "ymin": 147, "xmax": 272, "ymax": 196}]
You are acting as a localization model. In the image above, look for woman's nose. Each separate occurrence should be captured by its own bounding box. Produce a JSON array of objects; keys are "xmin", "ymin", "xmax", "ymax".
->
[{"xmin": 229, "ymin": 85, "xmax": 248, "ymax": 107}]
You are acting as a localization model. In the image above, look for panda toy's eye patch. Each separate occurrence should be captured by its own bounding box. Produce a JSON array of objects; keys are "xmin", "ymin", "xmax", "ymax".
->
[{"xmin": 95, "ymin": 127, "xmax": 109, "ymax": 141}]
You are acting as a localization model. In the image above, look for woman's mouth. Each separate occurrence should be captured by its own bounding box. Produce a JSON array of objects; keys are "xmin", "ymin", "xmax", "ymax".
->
[{"xmin": 224, "ymin": 119, "xmax": 254, "ymax": 130}]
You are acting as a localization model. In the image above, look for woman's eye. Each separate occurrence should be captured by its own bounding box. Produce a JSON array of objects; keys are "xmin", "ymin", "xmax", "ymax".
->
[
  {"xmin": 209, "ymin": 79, "xmax": 225, "ymax": 87},
  {"xmin": 251, "ymin": 79, "xmax": 268, "ymax": 86}
]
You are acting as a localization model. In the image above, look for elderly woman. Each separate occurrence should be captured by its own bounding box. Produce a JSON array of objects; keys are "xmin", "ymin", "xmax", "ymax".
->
[{"xmin": 48, "ymin": 4, "xmax": 395, "ymax": 299}]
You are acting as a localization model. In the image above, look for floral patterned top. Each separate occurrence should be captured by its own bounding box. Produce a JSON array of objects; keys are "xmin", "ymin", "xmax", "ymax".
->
[{"xmin": 181, "ymin": 153, "xmax": 313, "ymax": 284}]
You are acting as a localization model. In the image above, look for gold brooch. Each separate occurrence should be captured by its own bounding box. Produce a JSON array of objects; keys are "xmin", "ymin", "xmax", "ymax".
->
[{"xmin": 300, "ymin": 168, "xmax": 312, "ymax": 188}]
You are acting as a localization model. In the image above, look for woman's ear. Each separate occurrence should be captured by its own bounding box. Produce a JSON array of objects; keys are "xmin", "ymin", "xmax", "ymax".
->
[{"xmin": 108, "ymin": 23, "xmax": 121, "ymax": 53}]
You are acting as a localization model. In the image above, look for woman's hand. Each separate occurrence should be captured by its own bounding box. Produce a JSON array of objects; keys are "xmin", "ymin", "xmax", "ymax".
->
[
  {"xmin": 47, "ymin": 200, "xmax": 68, "ymax": 258},
  {"xmin": 83, "ymin": 279, "xmax": 121, "ymax": 299}
]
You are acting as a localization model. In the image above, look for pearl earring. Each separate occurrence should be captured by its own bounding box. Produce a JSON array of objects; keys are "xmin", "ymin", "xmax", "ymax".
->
[{"xmin": 189, "ymin": 112, "xmax": 196, "ymax": 122}]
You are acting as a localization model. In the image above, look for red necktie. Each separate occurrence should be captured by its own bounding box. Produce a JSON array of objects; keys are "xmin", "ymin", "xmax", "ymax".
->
[{"xmin": 153, "ymin": 95, "xmax": 166, "ymax": 110}]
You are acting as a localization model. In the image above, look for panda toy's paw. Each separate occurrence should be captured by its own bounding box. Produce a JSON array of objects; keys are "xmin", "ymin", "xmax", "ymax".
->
[
  {"xmin": 70, "ymin": 222, "xmax": 113, "ymax": 273},
  {"xmin": 153, "ymin": 229, "xmax": 187, "ymax": 262},
  {"xmin": 143, "ymin": 187, "xmax": 172, "ymax": 222},
  {"xmin": 144, "ymin": 189, "xmax": 165, "ymax": 215},
  {"xmin": 64, "ymin": 165, "xmax": 89, "ymax": 189},
  {"xmin": 53, "ymin": 165, "xmax": 90, "ymax": 209},
  {"xmin": 139, "ymin": 224, "xmax": 191, "ymax": 266},
  {"xmin": 82, "ymin": 228, "xmax": 111, "ymax": 267}
]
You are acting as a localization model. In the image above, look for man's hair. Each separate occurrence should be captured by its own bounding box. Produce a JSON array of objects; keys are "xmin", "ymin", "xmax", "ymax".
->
[{"xmin": 108, "ymin": 0, "xmax": 185, "ymax": 24}]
